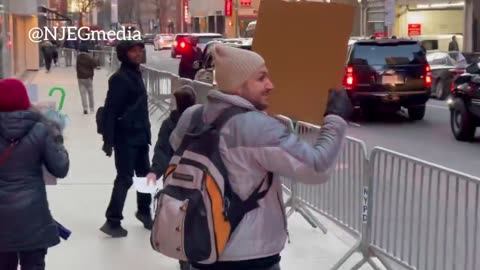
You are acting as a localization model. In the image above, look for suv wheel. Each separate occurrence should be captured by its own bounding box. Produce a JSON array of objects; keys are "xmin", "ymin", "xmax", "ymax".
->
[
  {"xmin": 408, "ymin": 105, "xmax": 426, "ymax": 121},
  {"xmin": 450, "ymin": 100, "xmax": 476, "ymax": 141},
  {"xmin": 435, "ymin": 79, "xmax": 448, "ymax": 100}
]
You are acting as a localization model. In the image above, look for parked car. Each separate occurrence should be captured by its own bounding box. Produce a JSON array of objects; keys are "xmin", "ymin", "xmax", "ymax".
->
[
  {"xmin": 193, "ymin": 40, "xmax": 250, "ymax": 85},
  {"xmin": 427, "ymin": 51, "xmax": 467, "ymax": 100},
  {"xmin": 345, "ymin": 37, "xmax": 431, "ymax": 120},
  {"xmin": 171, "ymin": 33, "xmax": 223, "ymax": 58},
  {"xmin": 191, "ymin": 33, "xmax": 223, "ymax": 52},
  {"xmin": 171, "ymin": 33, "xmax": 191, "ymax": 58},
  {"xmin": 153, "ymin": 34, "xmax": 173, "ymax": 50},
  {"xmin": 143, "ymin": 33, "xmax": 155, "ymax": 44},
  {"xmin": 449, "ymin": 61, "xmax": 480, "ymax": 141}
]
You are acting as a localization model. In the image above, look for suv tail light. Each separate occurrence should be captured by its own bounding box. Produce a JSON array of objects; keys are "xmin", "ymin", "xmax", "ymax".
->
[
  {"xmin": 180, "ymin": 41, "xmax": 186, "ymax": 48},
  {"xmin": 425, "ymin": 65, "xmax": 432, "ymax": 88},
  {"xmin": 449, "ymin": 68, "xmax": 465, "ymax": 76},
  {"xmin": 173, "ymin": 41, "xmax": 178, "ymax": 47},
  {"xmin": 343, "ymin": 66, "xmax": 355, "ymax": 89}
]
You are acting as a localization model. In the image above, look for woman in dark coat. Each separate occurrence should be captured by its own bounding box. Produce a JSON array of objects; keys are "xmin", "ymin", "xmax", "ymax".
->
[{"xmin": 0, "ymin": 78, "xmax": 70, "ymax": 270}]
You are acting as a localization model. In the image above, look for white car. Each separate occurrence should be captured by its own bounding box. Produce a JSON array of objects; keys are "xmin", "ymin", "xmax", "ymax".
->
[{"xmin": 154, "ymin": 34, "xmax": 174, "ymax": 51}]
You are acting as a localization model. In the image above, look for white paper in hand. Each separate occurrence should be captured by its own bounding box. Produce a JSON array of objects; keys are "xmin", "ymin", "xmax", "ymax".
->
[{"xmin": 133, "ymin": 177, "xmax": 163, "ymax": 194}]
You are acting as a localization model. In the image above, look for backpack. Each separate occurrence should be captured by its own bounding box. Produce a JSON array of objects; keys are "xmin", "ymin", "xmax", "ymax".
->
[{"xmin": 150, "ymin": 106, "xmax": 273, "ymax": 264}]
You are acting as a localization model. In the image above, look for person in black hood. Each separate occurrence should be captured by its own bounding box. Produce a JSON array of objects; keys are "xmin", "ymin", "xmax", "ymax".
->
[
  {"xmin": 179, "ymin": 36, "xmax": 202, "ymax": 79},
  {"xmin": 100, "ymin": 40, "xmax": 153, "ymax": 238}
]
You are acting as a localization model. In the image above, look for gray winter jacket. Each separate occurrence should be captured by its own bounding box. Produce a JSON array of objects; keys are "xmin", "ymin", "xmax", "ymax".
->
[
  {"xmin": 170, "ymin": 90, "xmax": 347, "ymax": 261},
  {"xmin": 0, "ymin": 110, "xmax": 69, "ymax": 252}
]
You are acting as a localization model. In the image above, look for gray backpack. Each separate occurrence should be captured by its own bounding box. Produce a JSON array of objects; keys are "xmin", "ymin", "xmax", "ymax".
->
[{"xmin": 150, "ymin": 106, "xmax": 273, "ymax": 264}]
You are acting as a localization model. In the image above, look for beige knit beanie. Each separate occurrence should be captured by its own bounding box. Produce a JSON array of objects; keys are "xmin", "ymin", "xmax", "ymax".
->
[{"xmin": 212, "ymin": 44, "xmax": 265, "ymax": 93}]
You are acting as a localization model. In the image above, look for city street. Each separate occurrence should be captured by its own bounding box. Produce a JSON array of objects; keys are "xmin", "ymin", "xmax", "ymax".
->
[{"xmin": 144, "ymin": 44, "xmax": 480, "ymax": 178}]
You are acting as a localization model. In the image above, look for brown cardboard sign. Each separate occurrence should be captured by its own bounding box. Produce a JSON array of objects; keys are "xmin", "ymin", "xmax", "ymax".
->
[{"xmin": 252, "ymin": 0, "xmax": 354, "ymax": 125}]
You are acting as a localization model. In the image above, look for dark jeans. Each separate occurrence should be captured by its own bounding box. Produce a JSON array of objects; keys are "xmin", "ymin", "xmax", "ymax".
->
[
  {"xmin": 44, "ymin": 56, "xmax": 52, "ymax": 71},
  {"xmin": 105, "ymin": 143, "xmax": 152, "ymax": 226},
  {"xmin": 0, "ymin": 249, "xmax": 47, "ymax": 270}
]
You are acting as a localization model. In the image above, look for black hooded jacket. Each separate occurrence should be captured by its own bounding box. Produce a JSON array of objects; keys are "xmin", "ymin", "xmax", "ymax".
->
[
  {"xmin": 150, "ymin": 110, "xmax": 180, "ymax": 177},
  {"xmin": 0, "ymin": 110, "xmax": 69, "ymax": 252},
  {"xmin": 103, "ymin": 41, "xmax": 151, "ymax": 146}
]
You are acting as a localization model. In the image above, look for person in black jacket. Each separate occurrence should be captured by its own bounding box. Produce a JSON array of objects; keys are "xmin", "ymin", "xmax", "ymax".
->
[
  {"xmin": 100, "ymin": 40, "xmax": 153, "ymax": 238},
  {"xmin": 146, "ymin": 85, "xmax": 196, "ymax": 185},
  {"xmin": 179, "ymin": 36, "xmax": 202, "ymax": 79},
  {"xmin": 0, "ymin": 78, "xmax": 69, "ymax": 270}
]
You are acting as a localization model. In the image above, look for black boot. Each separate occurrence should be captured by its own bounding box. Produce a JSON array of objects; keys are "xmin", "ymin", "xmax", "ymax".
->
[
  {"xmin": 135, "ymin": 212, "xmax": 153, "ymax": 230},
  {"xmin": 100, "ymin": 222, "xmax": 128, "ymax": 238}
]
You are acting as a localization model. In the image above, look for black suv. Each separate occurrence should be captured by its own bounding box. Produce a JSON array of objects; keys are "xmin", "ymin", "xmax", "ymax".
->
[
  {"xmin": 345, "ymin": 38, "xmax": 432, "ymax": 120},
  {"xmin": 449, "ymin": 62, "xmax": 480, "ymax": 141}
]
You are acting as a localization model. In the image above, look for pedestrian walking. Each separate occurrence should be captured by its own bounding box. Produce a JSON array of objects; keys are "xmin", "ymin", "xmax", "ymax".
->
[
  {"xmin": 163, "ymin": 44, "xmax": 352, "ymax": 270},
  {"xmin": 51, "ymin": 40, "xmax": 59, "ymax": 66},
  {"xmin": 76, "ymin": 43, "xmax": 99, "ymax": 114},
  {"xmin": 0, "ymin": 78, "xmax": 70, "ymax": 270},
  {"xmin": 146, "ymin": 85, "xmax": 196, "ymax": 270},
  {"xmin": 449, "ymin": 35, "xmax": 460, "ymax": 52},
  {"xmin": 40, "ymin": 40, "xmax": 55, "ymax": 73},
  {"xmin": 99, "ymin": 40, "xmax": 152, "ymax": 238}
]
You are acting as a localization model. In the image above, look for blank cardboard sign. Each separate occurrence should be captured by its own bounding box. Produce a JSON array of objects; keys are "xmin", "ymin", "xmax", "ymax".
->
[{"xmin": 253, "ymin": 0, "xmax": 354, "ymax": 125}]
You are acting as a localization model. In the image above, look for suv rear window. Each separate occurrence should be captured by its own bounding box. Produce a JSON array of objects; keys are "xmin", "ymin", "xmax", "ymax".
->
[
  {"xmin": 350, "ymin": 42, "xmax": 427, "ymax": 66},
  {"xmin": 197, "ymin": 36, "xmax": 222, "ymax": 44},
  {"xmin": 176, "ymin": 35, "xmax": 189, "ymax": 40}
]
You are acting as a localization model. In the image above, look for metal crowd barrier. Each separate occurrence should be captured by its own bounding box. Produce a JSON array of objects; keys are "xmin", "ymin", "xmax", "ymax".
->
[
  {"xmin": 359, "ymin": 147, "xmax": 480, "ymax": 270},
  {"xmin": 141, "ymin": 67, "xmax": 480, "ymax": 270},
  {"xmin": 57, "ymin": 47, "xmax": 119, "ymax": 73},
  {"xmin": 142, "ymin": 66, "xmax": 176, "ymax": 121}
]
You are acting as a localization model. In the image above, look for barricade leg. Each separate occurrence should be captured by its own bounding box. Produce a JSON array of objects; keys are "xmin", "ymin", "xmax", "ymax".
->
[
  {"xmin": 330, "ymin": 240, "xmax": 362, "ymax": 270},
  {"xmin": 296, "ymin": 203, "xmax": 327, "ymax": 233},
  {"xmin": 284, "ymin": 181, "xmax": 327, "ymax": 233}
]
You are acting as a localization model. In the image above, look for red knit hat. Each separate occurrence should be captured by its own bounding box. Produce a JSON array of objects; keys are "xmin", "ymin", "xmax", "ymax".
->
[{"xmin": 0, "ymin": 79, "xmax": 31, "ymax": 112}]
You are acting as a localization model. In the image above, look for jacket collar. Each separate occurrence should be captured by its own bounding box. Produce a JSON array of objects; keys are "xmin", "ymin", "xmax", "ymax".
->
[
  {"xmin": 203, "ymin": 90, "xmax": 258, "ymax": 124},
  {"xmin": 207, "ymin": 90, "xmax": 257, "ymax": 111}
]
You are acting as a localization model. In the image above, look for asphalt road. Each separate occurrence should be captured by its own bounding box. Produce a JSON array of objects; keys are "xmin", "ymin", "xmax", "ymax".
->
[{"xmin": 144, "ymin": 44, "xmax": 480, "ymax": 179}]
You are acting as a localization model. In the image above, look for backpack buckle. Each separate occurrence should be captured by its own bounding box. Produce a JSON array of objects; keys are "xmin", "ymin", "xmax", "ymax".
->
[{"xmin": 223, "ymin": 198, "xmax": 230, "ymax": 220}]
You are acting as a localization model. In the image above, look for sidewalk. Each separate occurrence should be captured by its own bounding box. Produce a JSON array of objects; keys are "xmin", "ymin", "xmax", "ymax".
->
[{"xmin": 30, "ymin": 66, "xmax": 374, "ymax": 270}]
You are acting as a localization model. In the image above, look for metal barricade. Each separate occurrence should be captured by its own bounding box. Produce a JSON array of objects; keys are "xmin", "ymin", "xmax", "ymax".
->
[
  {"xmin": 345, "ymin": 147, "xmax": 480, "ymax": 270},
  {"xmin": 297, "ymin": 121, "xmax": 368, "ymax": 238},
  {"xmin": 142, "ymin": 66, "xmax": 176, "ymax": 121}
]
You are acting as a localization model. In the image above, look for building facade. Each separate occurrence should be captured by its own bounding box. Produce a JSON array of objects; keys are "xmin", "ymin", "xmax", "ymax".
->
[
  {"xmin": 363, "ymin": 0, "xmax": 480, "ymax": 51},
  {"xmin": 188, "ymin": 0, "xmax": 362, "ymax": 38},
  {"xmin": 0, "ymin": 0, "xmax": 48, "ymax": 78}
]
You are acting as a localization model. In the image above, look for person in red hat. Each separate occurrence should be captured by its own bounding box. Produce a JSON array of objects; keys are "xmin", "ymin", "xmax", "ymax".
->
[{"xmin": 0, "ymin": 79, "xmax": 70, "ymax": 270}]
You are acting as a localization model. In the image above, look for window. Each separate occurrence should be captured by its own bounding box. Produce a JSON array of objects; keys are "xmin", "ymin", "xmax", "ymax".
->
[
  {"xmin": 420, "ymin": 40, "xmax": 439, "ymax": 51},
  {"xmin": 351, "ymin": 43, "xmax": 427, "ymax": 66},
  {"xmin": 197, "ymin": 36, "xmax": 222, "ymax": 44}
]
